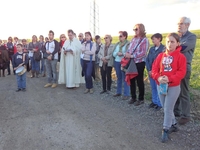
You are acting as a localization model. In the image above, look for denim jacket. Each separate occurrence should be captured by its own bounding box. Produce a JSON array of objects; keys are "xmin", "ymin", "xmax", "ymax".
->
[{"xmin": 146, "ymin": 43, "xmax": 165, "ymax": 71}]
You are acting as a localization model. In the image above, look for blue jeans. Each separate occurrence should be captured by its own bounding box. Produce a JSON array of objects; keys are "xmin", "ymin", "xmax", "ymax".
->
[
  {"xmin": 30, "ymin": 57, "xmax": 40, "ymax": 72},
  {"xmin": 16, "ymin": 72, "xmax": 26, "ymax": 89},
  {"xmin": 114, "ymin": 61, "xmax": 130, "ymax": 96},
  {"xmin": 46, "ymin": 59, "xmax": 57, "ymax": 83},
  {"xmin": 84, "ymin": 61, "xmax": 94, "ymax": 89},
  {"xmin": 149, "ymin": 76, "xmax": 162, "ymax": 107},
  {"xmin": 40, "ymin": 58, "xmax": 45, "ymax": 74}
]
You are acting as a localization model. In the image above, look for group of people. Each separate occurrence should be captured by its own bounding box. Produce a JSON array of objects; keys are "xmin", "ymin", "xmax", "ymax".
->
[{"xmin": 0, "ymin": 16, "xmax": 197, "ymax": 143}]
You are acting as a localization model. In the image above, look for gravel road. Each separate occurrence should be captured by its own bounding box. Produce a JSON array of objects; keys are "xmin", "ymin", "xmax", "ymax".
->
[{"xmin": 0, "ymin": 74, "xmax": 199, "ymax": 150}]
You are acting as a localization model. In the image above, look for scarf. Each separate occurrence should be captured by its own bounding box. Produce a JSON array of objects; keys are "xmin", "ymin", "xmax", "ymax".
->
[
  {"xmin": 119, "ymin": 39, "xmax": 128, "ymax": 53},
  {"xmin": 86, "ymin": 40, "xmax": 93, "ymax": 61},
  {"xmin": 103, "ymin": 44, "xmax": 110, "ymax": 70},
  {"xmin": 60, "ymin": 40, "xmax": 65, "ymax": 48}
]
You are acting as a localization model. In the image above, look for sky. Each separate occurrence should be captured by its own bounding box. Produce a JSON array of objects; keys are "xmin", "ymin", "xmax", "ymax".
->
[{"xmin": 0, "ymin": 0, "xmax": 199, "ymax": 39}]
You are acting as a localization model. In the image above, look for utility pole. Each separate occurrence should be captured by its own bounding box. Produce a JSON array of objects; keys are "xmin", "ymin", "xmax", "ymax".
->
[{"xmin": 90, "ymin": 0, "xmax": 99, "ymax": 37}]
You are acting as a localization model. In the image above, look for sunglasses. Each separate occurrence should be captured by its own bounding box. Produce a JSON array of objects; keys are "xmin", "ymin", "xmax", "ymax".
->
[
  {"xmin": 119, "ymin": 35, "xmax": 123, "ymax": 38},
  {"xmin": 61, "ymin": 37, "xmax": 66, "ymax": 38},
  {"xmin": 104, "ymin": 37, "xmax": 108, "ymax": 39},
  {"xmin": 133, "ymin": 28, "xmax": 138, "ymax": 31},
  {"xmin": 78, "ymin": 35, "xmax": 82, "ymax": 37}
]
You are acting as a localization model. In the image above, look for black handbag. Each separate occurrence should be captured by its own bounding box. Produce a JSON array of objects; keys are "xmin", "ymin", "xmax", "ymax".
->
[
  {"xmin": 33, "ymin": 51, "xmax": 41, "ymax": 61},
  {"xmin": 32, "ymin": 42, "xmax": 41, "ymax": 61}
]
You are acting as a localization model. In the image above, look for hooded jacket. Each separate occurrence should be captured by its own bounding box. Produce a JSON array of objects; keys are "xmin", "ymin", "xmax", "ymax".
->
[{"xmin": 152, "ymin": 46, "xmax": 186, "ymax": 87}]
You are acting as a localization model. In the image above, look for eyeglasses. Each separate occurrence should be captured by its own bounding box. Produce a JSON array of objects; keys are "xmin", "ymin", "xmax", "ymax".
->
[
  {"xmin": 104, "ymin": 37, "xmax": 108, "ymax": 39},
  {"xmin": 133, "ymin": 28, "xmax": 138, "ymax": 31}
]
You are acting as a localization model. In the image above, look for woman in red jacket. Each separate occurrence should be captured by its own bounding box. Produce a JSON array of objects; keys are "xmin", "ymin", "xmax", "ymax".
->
[{"xmin": 152, "ymin": 33, "xmax": 186, "ymax": 143}]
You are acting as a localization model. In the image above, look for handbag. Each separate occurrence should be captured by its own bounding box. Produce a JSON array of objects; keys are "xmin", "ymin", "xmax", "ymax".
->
[
  {"xmin": 32, "ymin": 42, "xmax": 41, "ymax": 61},
  {"xmin": 121, "ymin": 38, "xmax": 143, "ymax": 71},
  {"xmin": 33, "ymin": 51, "xmax": 41, "ymax": 61}
]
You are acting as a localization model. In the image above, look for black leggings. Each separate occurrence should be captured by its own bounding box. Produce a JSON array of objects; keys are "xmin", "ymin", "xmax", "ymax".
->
[
  {"xmin": 130, "ymin": 62, "xmax": 145, "ymax": 101},
  {"xmin": 100, "ymin": 65, "xmax": 112, "ymax": 91}
]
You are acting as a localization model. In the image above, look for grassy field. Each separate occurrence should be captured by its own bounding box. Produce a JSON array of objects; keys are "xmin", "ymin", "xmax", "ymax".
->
[{"xmin": 111, "ymin": 30, "xmax": 200, "ymax": 90}]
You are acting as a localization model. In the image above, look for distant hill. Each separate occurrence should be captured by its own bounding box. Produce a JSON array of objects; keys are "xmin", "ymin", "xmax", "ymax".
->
[{"xmin": 110, "ymin": 29, "xmax": 200, "ymax": 44}]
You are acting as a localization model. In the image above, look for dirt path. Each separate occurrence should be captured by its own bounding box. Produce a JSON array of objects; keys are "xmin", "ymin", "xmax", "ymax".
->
[{"xmin": 0, "ymin": 74, "xmax": 199, "ymax": 150}]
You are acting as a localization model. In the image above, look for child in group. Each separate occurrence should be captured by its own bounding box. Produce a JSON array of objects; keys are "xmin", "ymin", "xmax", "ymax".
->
[
  {"xmin": 152, "ymin": 33, "xmax": 186, "ymax": 143},
  {"xmin": 146, "ymin": 33, "xmax": 165, "ymax": 111},
  {"xmin": 12, "ymin": 44, "xmax": 29, "ymax": 92}
]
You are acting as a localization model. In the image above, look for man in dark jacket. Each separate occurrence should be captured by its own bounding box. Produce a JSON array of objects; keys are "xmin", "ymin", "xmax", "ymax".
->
[
  {"xmin": 174, "ymin": 17, "xmax": 197, "ymax": 125},
  {"xmin": 44, "ymin": 30, "xmax": 59, "ymax": 88}
]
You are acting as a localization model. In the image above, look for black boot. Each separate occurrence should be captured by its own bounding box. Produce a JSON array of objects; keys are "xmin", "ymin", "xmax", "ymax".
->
[{"xmin": 161, "ymin": 129, "xmax": 170, "ymax": 143}]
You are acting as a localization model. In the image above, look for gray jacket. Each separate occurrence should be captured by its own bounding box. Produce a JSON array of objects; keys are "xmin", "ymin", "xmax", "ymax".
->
[
  {"xmin": 180, "ymin": 31, "xmax": 197, "ymax": 71},
  {"xmin": 98, "ymin": 44, "xmax": 114, "ymax": 67}
]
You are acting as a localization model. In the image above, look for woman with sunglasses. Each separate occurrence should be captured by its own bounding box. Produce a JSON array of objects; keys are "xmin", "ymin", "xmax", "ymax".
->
[
  {"xmin": 59, "ymin": 34, "xmax": 67, "ymax": 62},
  {"xmin": 113, "ymin": 31, "xmax": 130, "ymax": 100},
  {"xmin": 28, "ymin": 35, "xmax": 41, "ymax": 78},
  {"xmin": 125, "ymin": 24, "xmax": 149, "ymax": 106},
  {"xmin": 98, "ymin": 35, "xmax": 114, "ymax": 94}
]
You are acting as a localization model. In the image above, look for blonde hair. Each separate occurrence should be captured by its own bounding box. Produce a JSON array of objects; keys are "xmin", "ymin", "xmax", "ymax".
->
[
  {"xmin": 60, "ymin": 34, "xmax": 67, "ymax": 41},
  {"xmin": 134, "ymin": 23, "xmax": 146, "ymax": 38},
  {"xmin": 105, "ymin": 34, "xmax": 112, "ymax": 42}
]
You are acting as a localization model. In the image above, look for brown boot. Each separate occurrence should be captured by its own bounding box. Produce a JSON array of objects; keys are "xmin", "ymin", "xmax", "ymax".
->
[
  {"xmin": 42, "ymin": 73, "xmax": 46, "ymax": 77},
  {"xmin": 31, "ymin": 71, "xmax": 35, "ymax": 78}
]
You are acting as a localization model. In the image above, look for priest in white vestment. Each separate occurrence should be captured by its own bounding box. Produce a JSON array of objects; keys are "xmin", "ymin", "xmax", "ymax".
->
[{"xmin": 58, "ymin": 29, "xmax": 84, "ymax": 88}]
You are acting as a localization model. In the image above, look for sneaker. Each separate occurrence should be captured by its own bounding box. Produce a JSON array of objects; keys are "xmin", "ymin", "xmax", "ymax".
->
[
  {"xmin": 122, "ymin": 96, "xmax": 129, "ymax": 100},
  {"xmin": 16, "ymin": 89, "xmax": 21, "ymax": 92},
  {"xmin": 90, "ymin": 89, "xmax": 94, "ymax": 94},
  {"xmin": 44, "ymin": 83, "xmax": 52, "ymax": 88},
  {"xmin": 169, "ymin": 124, "xmax": 179, "ymax": 134},
  {"xmin": 128, "ymin": 99, "xmax": 137, "ymax": 104},
  {"xmin": 161, "ymin": 129, "xmax": 170, "ymax": 143},
  {"xmin": 51, "ymin": 83, "xmax": 57, "ymax": 88},
  {"xmin": 84, "ymin": 89, "xmax": 89, "ymax": 94},
  {"xmin": 133, "ymin": 100, "xmax": 144, "ymax": 106},
  {"xmin": 178, "ymin": 117, "xmax": 190, "ymax": 125},
  {"xmin": 21, "ymin": 88, "xmax": 26, "ymax": 92},
  {"xmin": 154, "ymin": 105, "xmax": 162, "ymax": 111},
  {"xmin": 148, "ymin": 102, "xmax": 157, "ymax": 108}
]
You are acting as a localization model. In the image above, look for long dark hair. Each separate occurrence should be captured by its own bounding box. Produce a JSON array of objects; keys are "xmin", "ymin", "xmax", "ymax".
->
[{"xmin": 85, "ymin": 32, "xmax": 93, "ymax": 41}]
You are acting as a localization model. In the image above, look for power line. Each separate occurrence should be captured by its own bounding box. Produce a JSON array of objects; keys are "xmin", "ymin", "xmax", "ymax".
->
[{"xmin": 90, "ymin": 0, "xmax": 99, "ymax": 37}]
